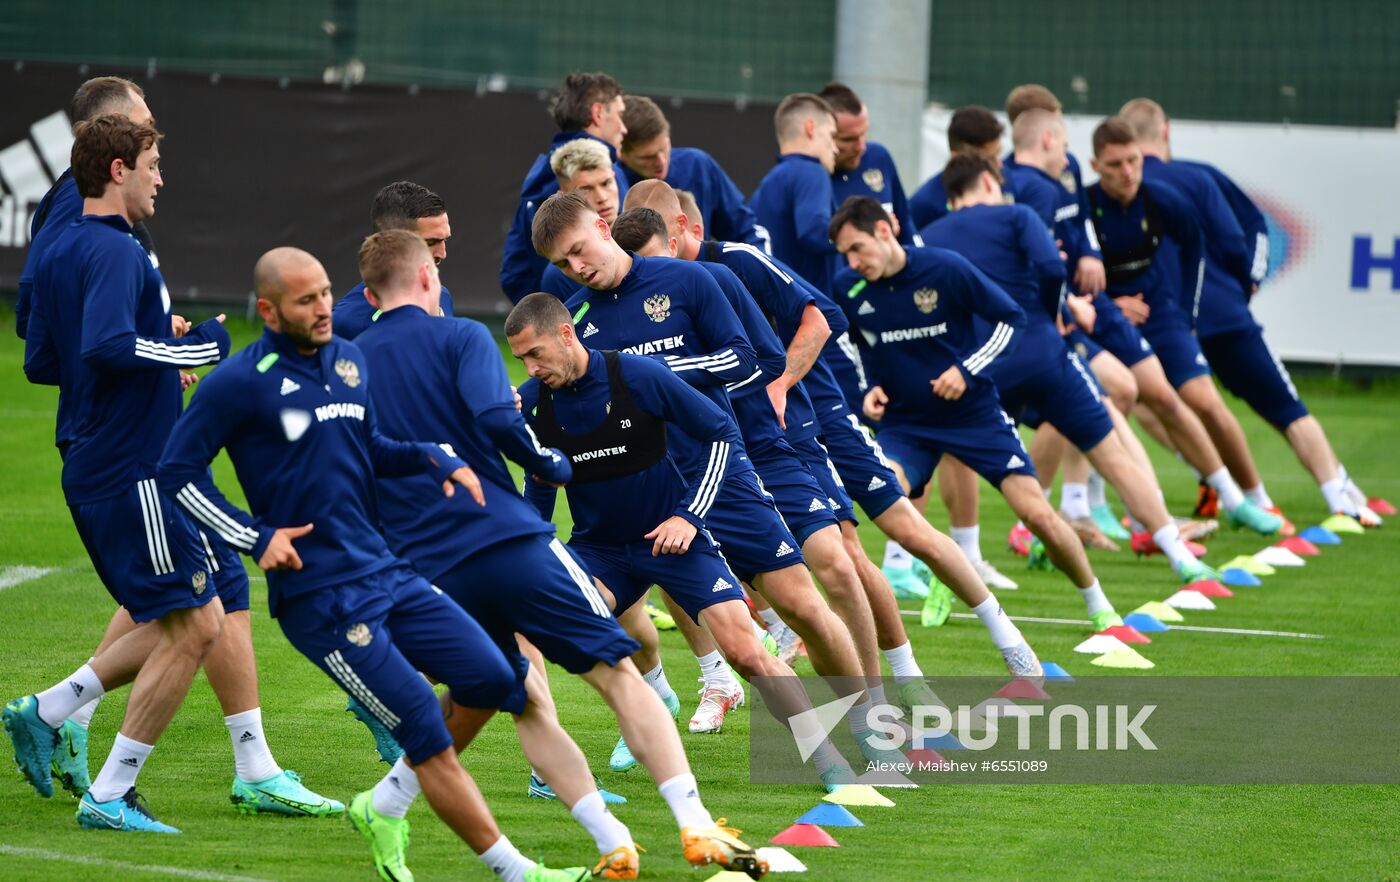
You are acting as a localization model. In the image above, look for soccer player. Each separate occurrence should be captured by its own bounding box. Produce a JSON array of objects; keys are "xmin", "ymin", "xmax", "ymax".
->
[
  {"xmin": 926, "ymin": 153, "xmax": 1223, "ymax": 583},
  {"xmin": 820, "ymin": 82, "xmax": 920, "ymax": 247},
  {"xmin": 538, "ymin": 138, "xmax": 624, "ymax": 299},
  {"xmin": 908, "ymin": 106, "xmax": 1008, "ymax": 230},
  {"xmin": 618, "ymin": 95, "xmax": 763, "ymax": 247},
  {"xmin": 332, "ymin": 181, "xmax": 455, "ymax": 340},
  {"xmin": 831, "ymin": 196, "xmax": 1129, "ymax": 631},
  {"xmin": 501, "ymin": 71, "xmax": 630, "ymax": 304},
  {"xmin": 621, "ymin": 183, "xmax": 1042, "ymax": 682},
  {"xmin": 1120, "ymin": 97, "xmax": 1381, "ymax": 527},
  {"xmin": 157, "ymin": 246, "xmax": 593, "ymax": 882}
]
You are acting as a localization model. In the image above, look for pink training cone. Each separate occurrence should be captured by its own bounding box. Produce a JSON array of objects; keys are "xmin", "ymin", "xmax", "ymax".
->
[
  {"xmin": 1275, "ymin": 536, "xmax": 1320, "ymax": 556},
  {"xmin": 1096, "ymin": 625, "xmax": 1152, "ymax": 644},
  {"xmin": 770, "ymin": 824, "xmax": 839, "ymax": 847},
  {"xmin": 1184, "ymin": 579, "xmax": 1234, "ymax": 598},
  {"xmin": 995, "ymin": 678, "xmax": 1052, "ymax": 700},
  {"xmin": 904, "ymin": 747, "xmax": 946, "ymax": 766},
  {"xmin": 1368, "ymin": 497, "xmax": 1397, "ymax": 516}
]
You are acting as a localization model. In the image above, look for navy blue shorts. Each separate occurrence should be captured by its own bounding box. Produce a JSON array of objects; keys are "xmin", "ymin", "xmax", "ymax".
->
[
  {"xmin": 572, "ymin": 529, "xmax": 747, "ymax": 625},
  {"xmin": 749, "ymin": 443, "xmax": 840, "ymax": 545},
  {"xmin": 703, "ymin": 465, "xmax": 806, "ymax": 583},
  {"xmin": 1199, "ymin": 325, "xmax": 1308, "ymax": 431},
  {"xmin": 1065, "ymin": 328, "xmax": 1103, "ymax": 364},
  {"xmin": 1089, "ymin": 294, "xmax": 1155, "ymax": 368},
  {"xmin": 996, "ymin": 350, "xmax": 1114, "ymax": 453},
  {"xmin": 822, "ymin": 332, "xmax": 872, "ymax": 417},
  {"xmin": 69, "ymin": 479, "xmax": 219, "ymax": 623},
  {"xmin": 277, "ymin": 563, "xmax": 519, "ymax": 763},
  {"xmin": 1140, "ymin": 322, "xmax": 1213, "ymax": 389},
  {"xmin": 432, "ymin": 534, "xmax": 639, "ymax": 677},
  {"xmin": 789, "ymin": 435, "xmax": 858, "ymax": 525},
  {"xmin": 876, "ymin": 398, "xmax": 1037, "ymax": 491},
  {"xmin": 198, "ymin": 532, "xmax": 250, "ymax": 614},
  {"xmin": 817, "ymin": 411, "xmax": 905, "ymax": 519}
]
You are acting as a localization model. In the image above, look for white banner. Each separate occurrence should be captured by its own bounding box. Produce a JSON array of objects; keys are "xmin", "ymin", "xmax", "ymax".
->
[{"xmin": 920, "ymin": 109, "xmax": 1400, "ymax": 366}]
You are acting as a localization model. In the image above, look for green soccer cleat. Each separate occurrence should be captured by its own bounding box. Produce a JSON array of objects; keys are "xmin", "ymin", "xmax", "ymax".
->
[
  {"xmin": 919, "ymin": 579, "xmax": 953, "ymax": 628},
  {"xmin": 1223, "ymin": 499, "xmax": 1284, "ymax": 535},
  {"xmin": 51, "ymin": 719, "xmax": 91, "ymax": 798},
  {"xmin": 1091, "ymin": 504, "xmax": 1132, "ymax": 541},
  {"xmin": 883, "ymin": 564, "xmax": 929, "ymax": 600},
  {"xmin": 1174, "ymin": 557, "xmax": 1221, "ymax": 585},
  {"xmin": 3, "ymin": 695, "xmax": 58, "ymax": 797},
  {"xmin": 610, "ymin": 691, "xmax": 679, "ymax": 772},
  {"xmin": 231, "ymin": 769, "xmax": 345, "ymax": 817},
  {"xmin": 1089, "ymin": 610, "xmax": 1124, "ymax": 632},
  {"xmin": 348, "ymin": 790, "xmax": 413, "ymax": 882},
  {"xmin": 347, "ymin": 695, "xmax": 403, "ymax": 765},
  {"xmin": 645, "ymin": 601, "xmax": 677, "ymax": 631},
  {"xmin": 76, "ymin": 787, "xmax": 180, "ymax": 833},
  {"xmin": 896, "ymin": 679, "xmax": 944, "ymax": 716},
  {"xmin": 523, "ymin": 865, "xmax": 591, "ymax": 882},
  {"xmin": 1026, "ymin": 539, "xmax": 1056, "ymax": 571},
  {"xmin": 759, "ymin": 629, "xmax": 780, "ymax": 658}
]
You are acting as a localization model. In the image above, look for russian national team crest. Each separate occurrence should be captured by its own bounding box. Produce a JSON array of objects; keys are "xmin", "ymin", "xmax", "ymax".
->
[
  {"xmin": 644, "ymin": 294, "xmax": 671, "ymax": 323},
  {"xmin": 913, "ymin": 288, "xmax": 939, "ymax": 313},
  {"xmin": 1059, "ymin": 170, "xmax": 1077, "ymax": 194},
  {"xmin": 335, "ymin": 358, "xmax": 361, "ymax": 388},
  {"xmin": 861, "ymin": 167, "xmax": 886, "ymax": 193},
  {"xmin": 1075, "ymin": 341, "xmax": 1089, "ymax": 359},
  {"xmin": 346, "ymin": 623, "xmax": 373, "ymax": 647},
  {"xmin": 192, "ymin": 570, "xmax": 207, "ymax": 595}
]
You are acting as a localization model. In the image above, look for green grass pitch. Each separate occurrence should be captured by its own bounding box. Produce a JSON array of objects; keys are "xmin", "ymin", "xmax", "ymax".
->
[{"xmin": 1, "ymin": 309, "xmax": 1396, "ymax": 880}]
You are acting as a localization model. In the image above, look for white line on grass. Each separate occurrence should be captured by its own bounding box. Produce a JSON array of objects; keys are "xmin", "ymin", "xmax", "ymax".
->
[
  {"xmin": 0, "ymin": 844, "xmax": 274, "ymax": 882},
  {"xmin": 0, "ymin": 566, "xmax": 57, "ymax": 591},
  {"xmin": 901, "ymin": 610, "xmax": 1324, "ymax": 640}
]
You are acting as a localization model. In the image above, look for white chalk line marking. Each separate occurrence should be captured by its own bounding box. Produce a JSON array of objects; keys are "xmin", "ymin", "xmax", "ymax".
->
[
  {"xmin": 0, "ymin": 565, "xmax": 57, "ymax": 591},
  {"xmin": 0, "ymin": 844, "xmax": 274, "ymax": 882},
  {"xmin": 902, "ymin": 610, "xmax": 1323, "ymax": 639}
]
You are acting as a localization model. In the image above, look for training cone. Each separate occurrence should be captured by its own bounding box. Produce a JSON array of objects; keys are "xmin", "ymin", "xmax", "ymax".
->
[
  {"xmin": 1096, "ymin": 625, "xmax": 1151, "ymax": 644},
  {"xmin": 1091, "ymin": 648, "xmax": 1155, "ymax": 669},
  {"xmin": 1368, "ymin": 497, "xmax": 1397, "ymax": 516},
  {"xmin": 902, "ymin": 748, "xmax": 946, "ymax": 767},
  {"xmin": 709, "ymin": 873, "xmax": 765, "ymax": 882},
  {"xmin": 1300, "ymin": 525, "xmax": 1342, "ymax": 545},
  {"xmin": 1321, "ymin": 514, "xmax": 1365, "ymax": 535},
  {"xmin": 1074, "ymin": 634, "xmax": 1130, "ymax": 654},
  {"xmin": 771, "ymin": 824, "xmax": 839, "ymax": 847},
  {"xmin": 1253, "ymin": 546, "xmax": 1306, "ymax": 568},
  {"xmin": 795, "ymin": 803, "xmax": 863, "ymax": 827},
  {"xmin": 914, "ymin": 731, "xmax": 965, "ymax": 751},
  {"xmin": 1123, "ymin": 613, "xmax": 1170, "ymax": 633},
  {"xmin": 1166, "ymin": 589, "xmax": 1216, "ymax": 610},
  {"xmin": 755, "ymin": 847, "xmax": 808, "ymax": 873},
  {"xmin": 996, "ymin": 678, "xmax": 1052, "ymax": 700},
  {"xmin": 1275, "ymin": 536, "xmax": 1320, "ymax": 556},
  {"xmin": 1184, "ymin": 579, "xmax": 1234, "ymax": 598},
  {"xmin": 1222, "ymin": 555, "xmax": 1276, "ymax": 576},
  {"xmin": 1131, "ymin": 601, "xmax": 1184, "ymax": 623},
  {"xmin": 1040, "ymin": 661, "xmax": 1074, "ymax": 681},
  {"xmin": 1220, "ymin": 568, "xmax": 1263, "ymax": 587},
  {"xmin": 824, "ymin": 784, "xmax": 896, "ymax": 807}
]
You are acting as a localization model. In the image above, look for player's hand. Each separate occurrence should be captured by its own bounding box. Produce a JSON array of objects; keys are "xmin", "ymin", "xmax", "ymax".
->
[
  {"xmin": 930, "ymin": 365, "xmax": 967, "ymax": 400},
  {"xmin": 863, "ymin": 385, "xmax": 889, "ymax": 422},
  {"xmin": 645, "ymin": 515, "xmax": 698, "ymax": 556},
  {"xmin": 1074, "ymin": 257, "xmax": 1107, "ymax": 295},
  {"xmin": 259, "ymin": 523, "xmax": 313, "ymax": 571},
  {"xmin": 766, "ymin": 379, "xmax": 789, "ymax": 429},
  {"xmin": 1055, "ymin": 238, "xmax": 1068, "ymax": 262},
  {"xmin": 1118, "ymin": 293, "xmax": 1150, "ymax": 326},
  {"xmin": 180, "ymin": 370, "xmax": 199, "ymax": 390},
  {"xmin": 512, "ymin": 385, "xmax": 522, "ymax": 412},
  {"xmin": 530, "ymin": 474, "xmax": 567, "ymax": 488},
  {"xmin": 171, "ymin": 314, "xmax": 191, "ymax": 337},
  {"xmin": 443, "ymin": 466, "xmax": 485, "ymax": 505},
  {"xmin": 1065, "ymin": 294, "xmax": 1097, "ymax": 334}
]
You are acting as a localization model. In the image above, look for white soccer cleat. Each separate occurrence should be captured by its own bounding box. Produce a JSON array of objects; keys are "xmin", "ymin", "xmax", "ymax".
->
[
  {"xmin": 770, "ymin": 622, "xmax": 804, "ymax": 666},
  {"xmin": 688, "ymin": 681, "xmax": 745, "ymax": 734},
  {"xmin": 973, "ymin": 559, "xmax": 1019, "ymax": 590}
]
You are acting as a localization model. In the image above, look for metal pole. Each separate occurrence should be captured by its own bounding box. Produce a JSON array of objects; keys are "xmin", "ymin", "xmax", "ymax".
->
[{"xmin": 833, "ymin": 0, "xmax": 931, "ymax": 183}]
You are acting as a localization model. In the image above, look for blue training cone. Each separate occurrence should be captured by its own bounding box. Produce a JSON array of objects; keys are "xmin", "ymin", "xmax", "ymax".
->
[
  {"xmin": 1299, "ymin": 525, "xmax": 1341, "ymax": 545},
  {"xmin": 794, "ymin": 803, "xmax": 864, "ymax": 827},
  {"xmin": 1123, "ymin": 613, "xmax": 1170, "ymax": 633},
  {"xmin": 1221, "ymin": 568, "xmax": 1263, "ymax": 587},
  {"xmin": 914, "ymin": 731, "xmax": 966, "ymax": 751},
  {"xmin": 1040, "ymin": 661, "xmax": 1074, "ymax": 681}
]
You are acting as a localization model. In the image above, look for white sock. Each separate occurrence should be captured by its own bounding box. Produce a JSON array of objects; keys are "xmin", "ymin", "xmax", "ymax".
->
[
  {"xmin": 642, "ymin": 663, "xmax": 676, "ymax": 704},
  {"xmin": 1204, "ymin": 467, "xmax": 1246, "ymax": 512},
  {"xmin": 848, "ymin": 699, "xmax": 872, "ymax": 738},
  {"xmin": 758, "ymin": 607, "xmax": 783, "ymax": 630},
  {"xmin": 696, "ymin": 651, "xmax": 737, "ymax": 690},
  {"xmin": 225, "ymin": 707, "xmax": 282, "ymax": 783},
  {"xmin": 1087, "ymin": 471, "xmax": 1108, "ymax": 509},
  {"xmin": 949, "ymin": 525, "xmax": 982, "ymax": 562},
  {"xmin": 972, "ymin": 594, "xmax": 1024, "ymax": 650},
  {"xmin": 1060, "ymin": 482, "xmax": 1090, "ymax": 519},
  {"xmin": 1043, "ymin": 486, "xmax": 1053, "ymax": 500},
  {"xmin": 570, "ymin": 789, "xmax": 633, "ymax": 855},
  {"xmin": 1077, "ymin": 580, "xmax": 1113, "ymax": 617},
  {"xmin": 1152, "ymin": 522, "xmax": 1195, "ymax": 570},
  {"xmin": 35, "ymin": 663, "xmax": 105, "ymax": 728},
  {"xmin": 867, "ymin": 684, "xmax": 887, "ymax": 707},
  {"xmin": 89, "ymin": 733, "xmax": 152, "ymax": 803},
  {"xmin": 883, "ymin": 642, "xmax": 922, "ymax": 682},
  {"xmin": 1244, "ymin": 483, "xmax": 1275, "ymax": 510},
  {"xmin": 883, "ymin": 540, "xmax": 913, "ymax": 570},
  {"xmin": 479, "ymin": 834, "xmax": 535, "ymax": 882},
  {"xmin": 371, "ymin": 757, "xmax": 420, "ymax": 818},
  {"xmin": 658, "ymin": 773, "xmax": 713, "ymax": 829},
  {"xmin": 1321, "ymin": 477, "xmax": 1353, "ymax": 515},
  {"xmin": 69, "ymin": 695, "xmax": 102, "ymax": 729}
]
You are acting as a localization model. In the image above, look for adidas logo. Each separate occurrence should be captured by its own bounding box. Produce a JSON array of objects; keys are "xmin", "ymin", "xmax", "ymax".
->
[
  {"xmin": 775, "ymin": 541, "xmax": 795, "ymax": 557},
  {"xmin": 69, "ymin": 681, "xmax": 84, "ymax": 697},
  {"xmin": 1007, "ymin": 455, "xmax": 1026, "ymax": 469},
  {"xmin": 0, "ymin": 108, "xmax": 74, "ymax": 248},
  {"xmin": 712, "ymin": 577, "xmax": 733, "ymax": 593},
  {"xmin": 279, "ymin": 377, "xmax": 301, "ymax": 396},
  {"xmin": 582, "ymin": 322, "xmax": 600, "ymax": 338},
  {"xmin": 868, "ymin": 476, "xmax": 887, "ymax": 491},
  {"xmin": 119, "ymin": 756, "xmax": 140, "ymax": 768},
  {"xmin": 808, "ymin": 498, "xmax": 827, "ymax": 513},
  {"xmin": 238, "ymin": 730, "xmax": 256, "ymax": 743},
  {"xmin": 857, "ymin": 300, "xmax": 876, "ymax": 315},
  {"xmin": 828, "ymin": 498, "xmax": 840, "ymax": 510}
]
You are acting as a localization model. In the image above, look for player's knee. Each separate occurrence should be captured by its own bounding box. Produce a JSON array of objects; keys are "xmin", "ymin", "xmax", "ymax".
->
[
  {"xmin": 722, "ymin": 640, "xmax": 768, "ymax": 682},
  {"xmin": 171, "ymin": 601, "xmax": 225, "ymax": 657},
  {"xmin": 1021, "ymin": 503, "xmax": 1062, "ymax": 540}
]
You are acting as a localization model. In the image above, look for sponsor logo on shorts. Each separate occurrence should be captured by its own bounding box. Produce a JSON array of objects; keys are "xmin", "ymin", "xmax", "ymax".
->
[
  {"xmin": 643, "ymin": 293, "xmax": 671, "ymax": 323},
  {"xmin": 582, "ymin": 322, "xmax": 600, "ymax": 338},
  {"xmin": 868, "ymin": 476, "xmax": 887, "ymax": 491},
  {"xmin": 775, "ymin": 541, "xmax": 795, "ymax": 558},
  {"xmin": 1007, "ymin": 455, "xmax": 1026, "ymax": 469},
  {"xmin": 346, "ymin": 623, "xmax": 373, "ymax": 647},
  {"xmin": 334, "ymin": 358, "xmax": 361, "ymax": 388},
  {"xmin": 809, "ymin": 498, "xmax": 827, "ymax": 513},
  {"xmin": 712, "ymin": 577, "xmax": 734, "ymax": 593},
  {"xmin": 857, "ymin": 300, "xmax": 876, "ymax": 315},
  {"xmin": 192, "ymin": 570, "xmax": 207, "ymax": 594},
  {"xmin": 279, "ymin": 377, "xmax": 301, "ymax": 396}
]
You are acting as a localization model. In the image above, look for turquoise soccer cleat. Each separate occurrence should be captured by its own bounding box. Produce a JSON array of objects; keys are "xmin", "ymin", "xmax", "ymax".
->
[
  {"xmin": 883, "ymin": 564, "xmax": 930, "ymax": 600},
  {"xmin": 4, "ymin": 695, "xmax": 58, "ymax": 797},
  {"xmin": 1223, "ymin": 499, "xmax": 1284, "ymax": 535},
  {"xmin": 347, "ymin": 695, "xmax": 403, "ymax": 765},
  {"xmin": 610, "ymin": 691, "xmax": 680, "ymax": 773},
  {"xmin": 529, "ymin": 773, "xmax": 627, "ymax": 805},
  {"xmin": 231, "ymin": 769, "xmax": 345, "ymax": 817},
  {"xmin": 910, "ymin": 558, "xmax": 935, "ymax": 586},
  {"xmin": 1174, "ymin": 557, "xmax": 1222, "ymax": 585},
  {"xmin": 51, "ymin": 719, "xmax": 91, "ymax": 798},
  {"xmin": 76, "ymin": 787, "xmax": 180, "ymax": 833},
  {"xmin": 1091, "ymin": 504, "xmax": 1132, "ymax": 541},
  {"xmin": 348, "ymin": 790, "xmax": 413, "ymax": 881}
]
